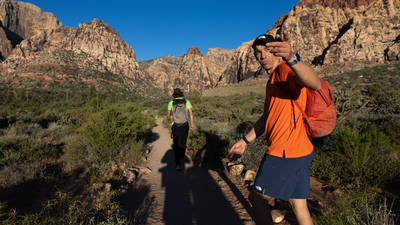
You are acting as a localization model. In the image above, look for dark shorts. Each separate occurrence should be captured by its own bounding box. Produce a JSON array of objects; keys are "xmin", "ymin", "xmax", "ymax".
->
[{"xmin": 253, "ymin": 151, "xmax": 314, "ymax": 201}]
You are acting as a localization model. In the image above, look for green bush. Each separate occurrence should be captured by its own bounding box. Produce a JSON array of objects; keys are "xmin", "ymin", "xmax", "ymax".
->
[
  {"xmin": 77, "ymin": 103, "xmax": 154, "ymax": 163},
  {"xmin": 367, "ymin": 85, "xmax": 380, "ymax": 96},
  {"xmin": 311, "ymin": 128, "xmax": 400, "ymax": 188},
  {"xmin": 0, "ymin": 191, "xmax": 128, "ymax": 224},
  {"xmin": 0, "ymin": 136, "xmax": 61, "ymax": 163},
  {"xmin": 369, "ymin": 90, "xmax": 400, "ymax": 114},
  {"xmin": 314, "ymin": 189, "xmax": 397, "ymax": 225}
]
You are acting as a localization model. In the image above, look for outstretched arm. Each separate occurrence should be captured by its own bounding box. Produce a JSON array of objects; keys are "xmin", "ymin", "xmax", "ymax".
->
[
  {"xmin": 227, "ymin": 105, "xmax": 268, "ymax": 161},
  {"xmin": 267, "ymin": 30, "xmax": 321, "ymax": 91}
]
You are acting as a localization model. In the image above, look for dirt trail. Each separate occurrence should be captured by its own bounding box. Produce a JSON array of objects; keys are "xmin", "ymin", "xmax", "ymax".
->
[{"xmin": 117, "ymin": 118, "xmax": 254, "ymax": 225}]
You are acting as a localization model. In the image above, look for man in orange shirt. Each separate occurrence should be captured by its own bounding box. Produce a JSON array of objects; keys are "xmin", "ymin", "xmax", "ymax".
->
[{"xmin": 227, "ymin": 31, "xmax": 321, "ymax": 225}]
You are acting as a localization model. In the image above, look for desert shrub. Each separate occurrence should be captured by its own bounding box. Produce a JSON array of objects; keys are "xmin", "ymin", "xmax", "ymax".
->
[
  {"xmin": 187, "ymin": 131, "xmax": 207, "ymax": 158},
  {"xmin": 236, "ymin": 120, "xmax": 256, "ymax": 135},
  {"xmin": 314, "ymin": 189, "xmax": 398, "ymax": 225},
  {"xmin": 0, "ymin": 191, "xmax": 128, "ymax": 224},
  {"xmin": 0, "ymin": 136, "xmax": 62, "ymax": 197},
  {"xmin": 61, "ymin": 135, "xmax": 89, "ymax": 172},
  {"xmin": 0, "ymin": 136, "xmax": 62, "ymax": 163},
  {"xmin": 74, "ymin": 103, "xmax": 153, "ymax": 164},
  {"xmin": 240, "ymin": 137, "xmax": 268, "ymax": 171},
  {"xmin": 333, "ymin": 84, "xmax": 371, "ymax": 125},
  {"xmin": 230, "ymin": 107, "xmax": 247, "ymax": 122},
  {"xmin": 367, "ymin": 85, "xmax": 380, "ymax": 96},
  {"xmin": 311, "ymin": 128, "xmax": 400, "ymax": 188},
  {"xmin": 36, "ymin": 122, "xmax": 68, "ymax": 141},
  {"xmin": 84, "ymin": 96, "xmax": 104, "ymax": 113},
  {"xmin": 2, "ymin": 120, "xmax": 27, "ymax": 137},
  {"xmin": 186, "ymin": 119, "xmax": 234, "ymax": 167},
  {"xmin": 368, "ymin": 89, "xmax": 400, "ymax": 114},
  {"xmin": 24, "ymin": 123, "xmax": 43, "ymax": 136}
]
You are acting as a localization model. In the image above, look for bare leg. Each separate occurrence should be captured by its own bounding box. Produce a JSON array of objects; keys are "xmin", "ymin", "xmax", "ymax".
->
[
  {"xmin": 288, "ymin": 198, "xmax": 314, "ymax": 225},
  {"xmin": 248, "ymin": 189, "xmax": 274, "ymax": 225}
]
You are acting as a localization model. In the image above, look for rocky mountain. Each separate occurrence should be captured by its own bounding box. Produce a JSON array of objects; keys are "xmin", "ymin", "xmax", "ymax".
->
[
  {"xmin": 217, "ymin": 41, "xmax": 267, "ymax": 86},
  {"xmin": 171, "ymin": 47, "xmax": 234, "ymax": 94},
  {"xmin": 0, "ymin": 0, "xmax": 61, "ymax": 59},
  {"xmin": 0, "ymin": 0, "xmax": 159, "ymax": 97},
  {"xmin": 217, "ymin": 0, "xmax": 400, "ymax": 85},
  {"xmin": 0, "ymin": 0, "xmax": 399, "ymax": 95},
  {"xmin": 138, "ymin": 55, "xmax": 182, "ymax": 69},
  {"xmin": 140, "ymin": 47, "xmax": 234, "ymax": 94},
  {"xmin": 144, "ymin": 57, "xmax": 180, "ymax": 93}
]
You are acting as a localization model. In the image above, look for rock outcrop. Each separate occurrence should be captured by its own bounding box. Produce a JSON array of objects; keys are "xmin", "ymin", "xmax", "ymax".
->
[
  {"xmin": 1, "ymin": 0, "xmax": 399, "ymax": 94},
  {"xmin": 0, "ymin": 0, "xmax": 61, "ymax": 57},
  {"xmin": 145, "ymin": 57, "xmax": 179, "ymax": 92},
  {"xmin": 270, "ymin": 0, "xmax": 400, "ymax": 66},
  {"xmin": 0, "ymin": 18, "xmax": 152, "ymax": 94},
  {"xmin": 171, "ymin": 47, "xmax": 234, "ymax": 94},
  {"xmin": 143, "ymin": 47, "xmax": 234, "ymax": 94},
  {"xmin": 217, "ymin": 0, "xmax": 400, "ymax": 85},
  {"xmin": 295, "ymin": 0, "xmax": 376, "ymax": 8},
  {"xmin": 217, "ymin": 41, "xmax": 267, "ymax": 86}
]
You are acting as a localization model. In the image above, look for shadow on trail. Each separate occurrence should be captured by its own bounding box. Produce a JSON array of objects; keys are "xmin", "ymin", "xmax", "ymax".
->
[
  {"xmin": 119, "ymin": 121, "xmax": 253, "ymax": 224},
  {"xmin": 159, "ymin": 145, "xmax": 250, "ymax": 225},
  {"xmin": 117, "ymin": 177, "xmax": 156, "ymax": 225},
  {"xmin": 192, "ymin": 132, "xmax": 254, "ymax": 218}
]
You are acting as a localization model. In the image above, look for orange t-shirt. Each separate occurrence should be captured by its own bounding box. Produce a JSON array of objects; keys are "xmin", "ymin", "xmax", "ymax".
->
[{"xmin": 264, "ymin": 61, "xmax": 313, "ymax": 158}]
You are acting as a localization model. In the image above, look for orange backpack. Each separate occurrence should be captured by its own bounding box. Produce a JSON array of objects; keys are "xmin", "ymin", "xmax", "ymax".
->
[{"xmin": 276, "ymin": 70, "xmax": 337, "ymax": 138}]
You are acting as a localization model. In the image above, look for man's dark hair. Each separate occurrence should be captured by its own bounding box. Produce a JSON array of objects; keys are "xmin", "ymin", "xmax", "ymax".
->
[
  {"xmin": 172, "ymin": 88, "xmax": 184, "ymax": 98},
  {"xmin": 172, "ymin": 92, "xmax": 184, "ymax": 98}
]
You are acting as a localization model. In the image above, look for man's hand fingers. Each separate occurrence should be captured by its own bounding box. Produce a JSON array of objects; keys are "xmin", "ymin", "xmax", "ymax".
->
[
  {"xmin": 282, "ymin": 30, "xmax": 290, "ymax": 42},
  {"xmin": 275, "ymin": 33, "xmax": 282, "ymax": 42},
  {"xmin": 230, "ymin": 153, "xmax": 241, "ymax": 162}
]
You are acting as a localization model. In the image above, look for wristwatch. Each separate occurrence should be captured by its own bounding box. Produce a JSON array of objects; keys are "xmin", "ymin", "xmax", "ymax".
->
[{"xmin": 287, "ymin": 53, "xmax": 300, "ymax": 67}]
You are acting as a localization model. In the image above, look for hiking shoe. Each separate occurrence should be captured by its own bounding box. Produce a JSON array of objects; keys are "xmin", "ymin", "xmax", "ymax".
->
[{"xmin": 175, "ymin": 165, "xmax": 181, "ymax": 171}]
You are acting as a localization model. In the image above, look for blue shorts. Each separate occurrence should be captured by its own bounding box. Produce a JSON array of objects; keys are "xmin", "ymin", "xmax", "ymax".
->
[{"xmin": 253, "ymin": 151, "xmax": 314, "ymax": 201}]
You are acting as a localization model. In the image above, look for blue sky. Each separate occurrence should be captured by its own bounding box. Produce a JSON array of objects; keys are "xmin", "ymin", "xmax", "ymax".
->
[{"xmin": 25, "ymin": 0, "xmax": 300, "ymax": 61}]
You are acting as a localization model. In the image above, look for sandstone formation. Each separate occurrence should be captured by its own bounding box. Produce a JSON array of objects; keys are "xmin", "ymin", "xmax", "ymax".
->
[
  {"xmin": 145, "ymin": 57, "xmax": 179, "ymax": 92},
  {"xmin": 217, "ymin": 41, "xmax": 267, "ymax": 86},
  {"xmin": 0, "ymin": 17, "xmax": 153, "ymax": 95},
  {"xmin": 0, "ymin": 0, "xmax": 61, "ymax": 57},
  {"xmin": 0, "ymin": 26, "xmax": 11, "ymax": 59},
  {"xmin": 217, "ymin": 0, "xmax": 400, "ymax": 85},
  {"xmin": 271, "ymin": 0, "xmax": 400, "ymax": 66},
  {"xmin": 171, "ymin": 47, "xmax": 234, "ymax": 94},
  {"xmin": 1, "ymin": 0, "xmax": 399, "ymax": 94},
  {"xmin": 138, "ymin": 55, "xmax": 182, "ymax": 69},
  {"xmin": 295, "ymin": 0, "xmax": 377, "ymax": 8},
  {"xmin": 145, "ymin": 46, "xmax": 234, "ymax": 94}
]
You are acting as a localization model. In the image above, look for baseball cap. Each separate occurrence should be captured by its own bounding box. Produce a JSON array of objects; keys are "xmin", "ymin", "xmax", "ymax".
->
[
  {"xmin": 252, "ymin": 34, "xmax": 276, "ymax": 48},
  {"xmin": 173, "ymin": 88, "xmax": 182, "ymax": 94}
]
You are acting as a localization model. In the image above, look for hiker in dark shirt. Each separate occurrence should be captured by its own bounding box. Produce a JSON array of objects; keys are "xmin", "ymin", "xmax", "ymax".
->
[{"xmin": 167, "ymin": 88, "xmax": 194, "ymax": 171}]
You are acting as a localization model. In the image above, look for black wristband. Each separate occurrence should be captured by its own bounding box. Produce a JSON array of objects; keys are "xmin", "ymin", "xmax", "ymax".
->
[{"xmin": 242, "ymin": 136, "xmax": 250, "ymax": 144}]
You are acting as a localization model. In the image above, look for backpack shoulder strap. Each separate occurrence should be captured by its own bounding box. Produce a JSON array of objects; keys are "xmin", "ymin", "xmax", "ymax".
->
[{"xmin": 275, "ymin": 68, "xmax": 309, "ymax": 120}]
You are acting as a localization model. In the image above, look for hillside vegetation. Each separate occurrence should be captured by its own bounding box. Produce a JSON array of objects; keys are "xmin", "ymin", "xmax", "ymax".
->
[{"xmin": 0, "ymin": 62, "xmax": 399, "ymax": 224}]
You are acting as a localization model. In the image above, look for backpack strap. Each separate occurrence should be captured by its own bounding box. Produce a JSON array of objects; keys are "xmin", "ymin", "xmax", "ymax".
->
[{"xmin": 275, "ymin": 68, "xmax": 310, "ymax": 124}]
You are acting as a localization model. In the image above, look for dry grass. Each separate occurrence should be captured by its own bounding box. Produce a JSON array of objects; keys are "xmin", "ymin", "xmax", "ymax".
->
[{"xmin": 203, "ymin": 77, "xmax": 268, "ymax": 97}]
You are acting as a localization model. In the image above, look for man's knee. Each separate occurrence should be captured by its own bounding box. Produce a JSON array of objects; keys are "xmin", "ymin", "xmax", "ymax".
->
[
  {"xmin": 289, "ymin": 198, "xmax": 309, "ymax": 213},
  {"xmin": 289, "ymin": 198, "xmax": 314, "ymax": 225}
]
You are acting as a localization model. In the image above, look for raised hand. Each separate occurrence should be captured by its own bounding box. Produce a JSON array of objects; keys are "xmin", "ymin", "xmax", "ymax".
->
[{"xmin": 266, "ymin": 30, "xmax": 294, "ymax": 63}]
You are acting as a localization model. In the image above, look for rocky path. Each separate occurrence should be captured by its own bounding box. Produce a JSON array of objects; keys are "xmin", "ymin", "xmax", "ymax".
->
[{"xmin": 118, "ymin": 118, "xmax": 254, "ymax": 225}]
